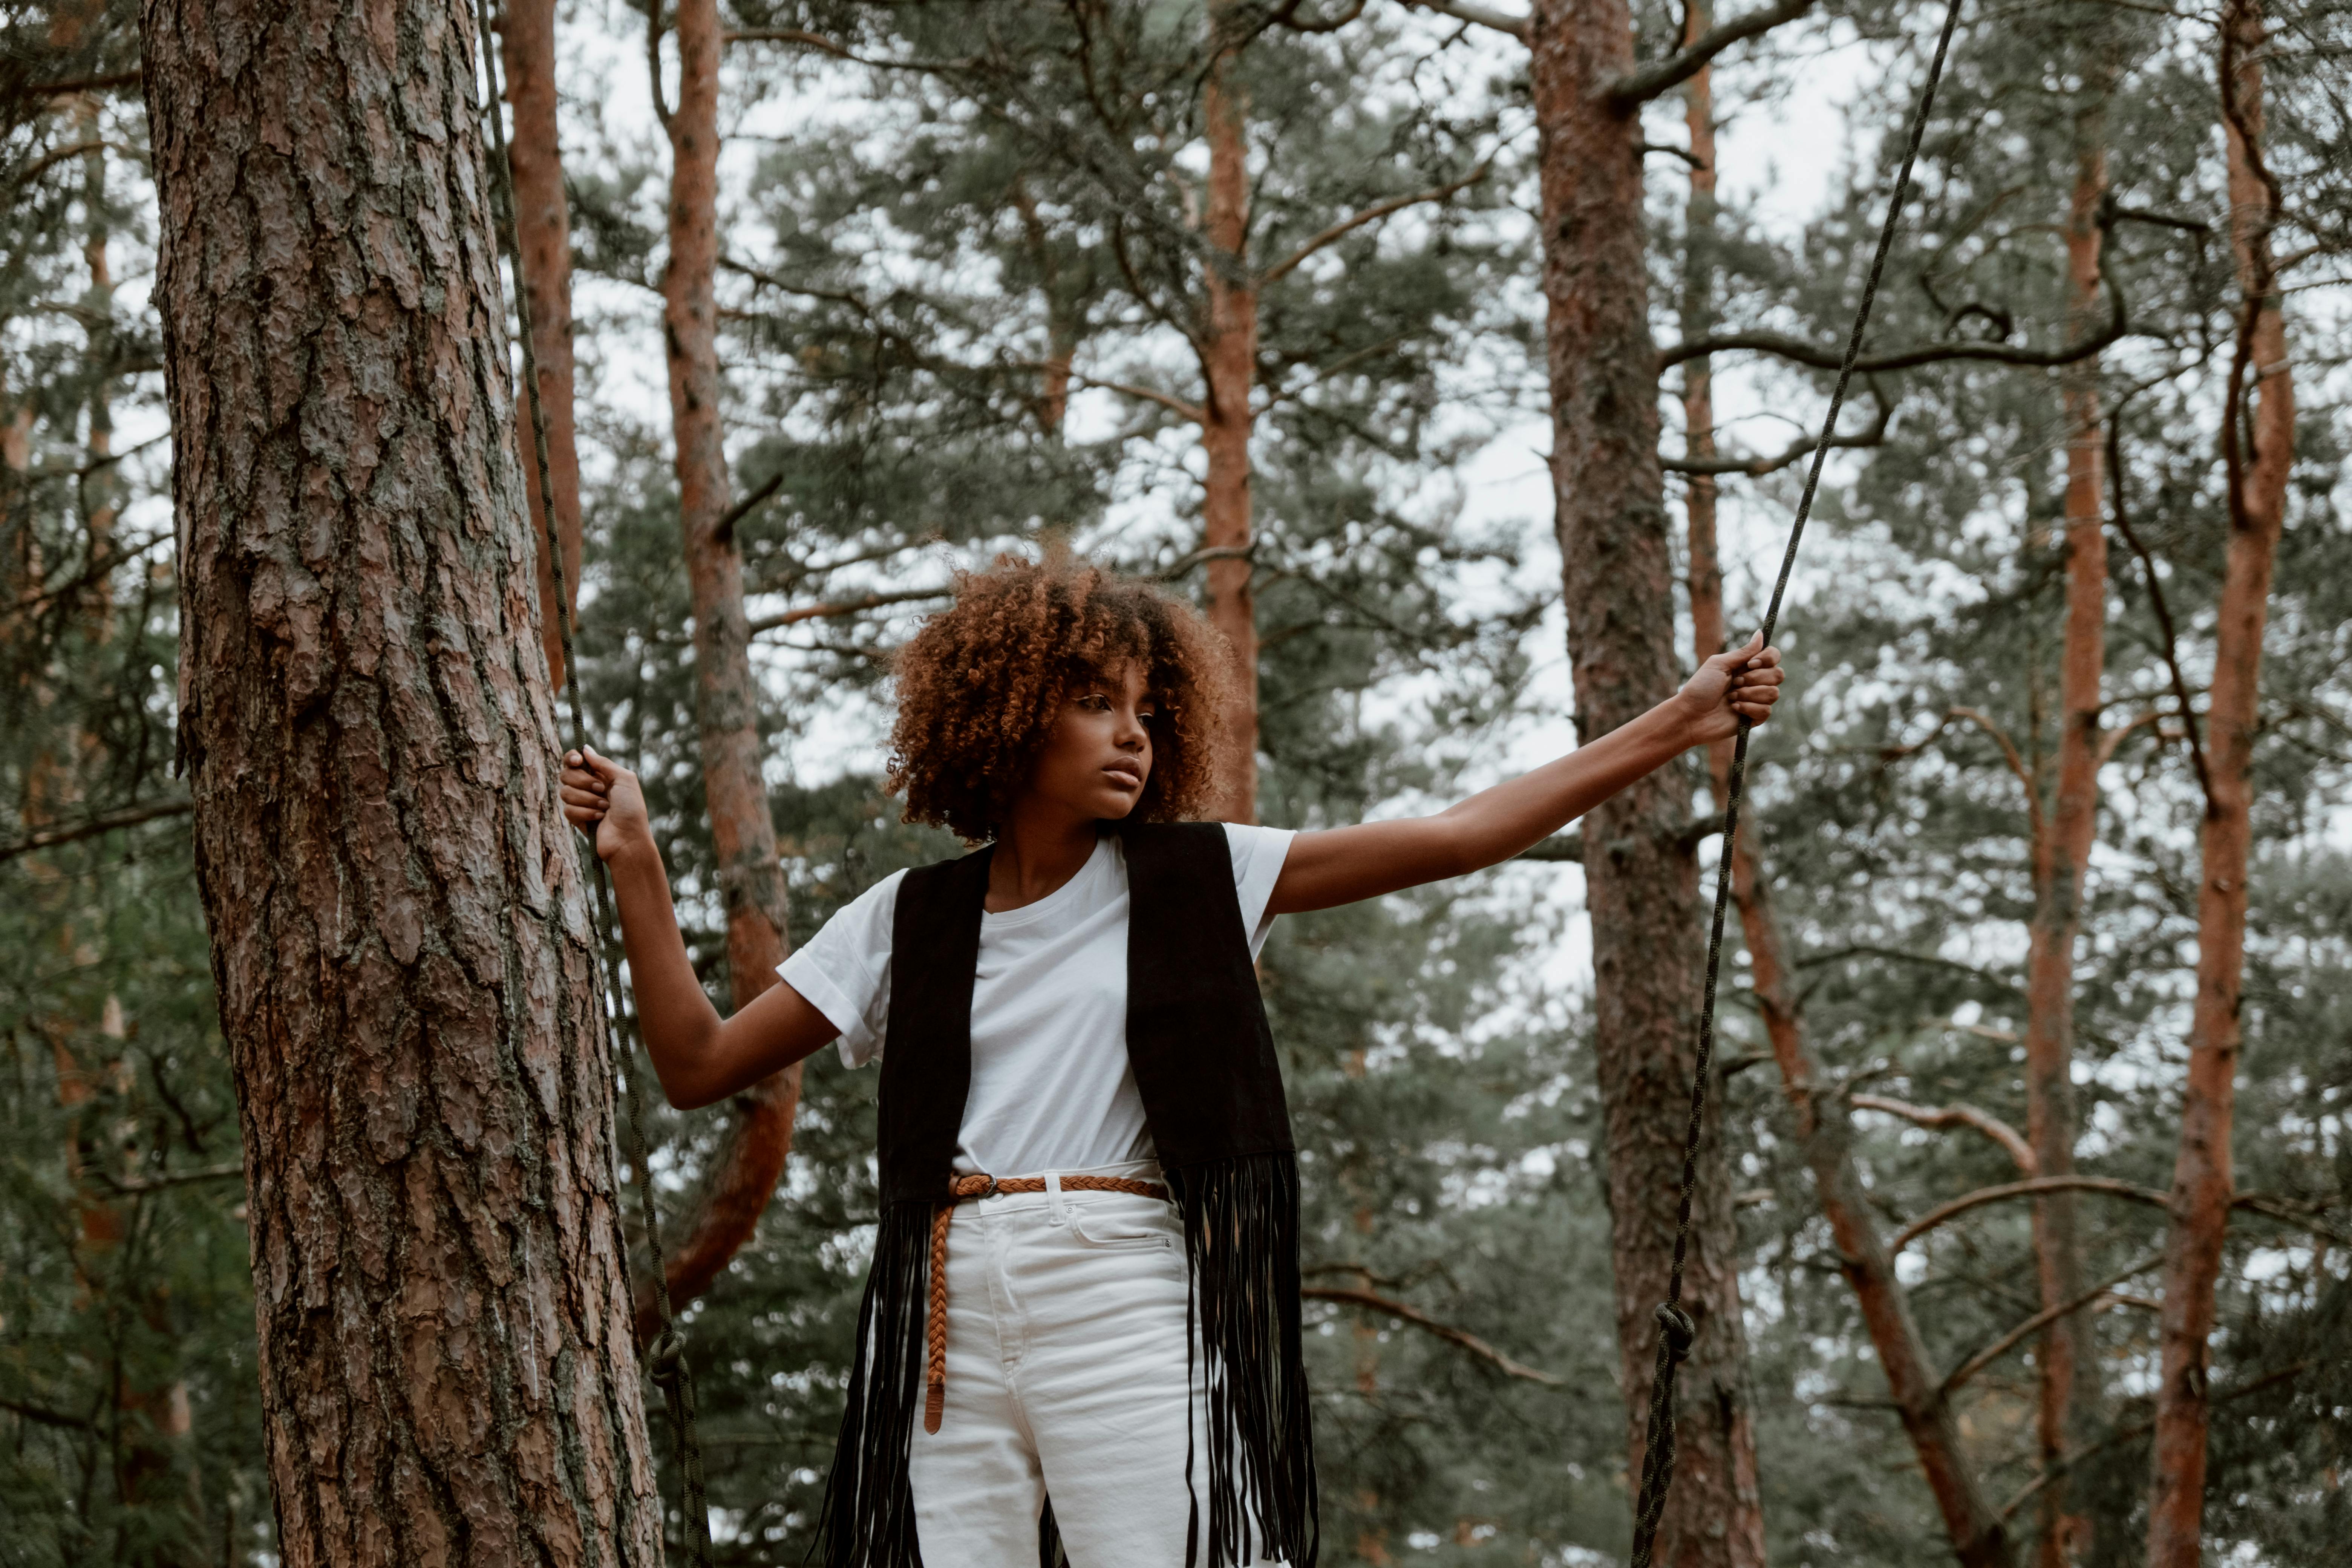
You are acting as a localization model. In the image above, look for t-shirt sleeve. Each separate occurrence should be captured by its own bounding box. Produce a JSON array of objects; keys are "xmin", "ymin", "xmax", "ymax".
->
[
  {"xmin": 776, "ymin": 869, "xmax": 904, "ymax": 1069},
  {"xmin": 1221, "ymin": 822, "xmax": 1297, "ymax": 958}
]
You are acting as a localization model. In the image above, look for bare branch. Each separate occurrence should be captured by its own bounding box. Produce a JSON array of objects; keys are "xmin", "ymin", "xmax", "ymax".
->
[
  {"xmin": 23, "ymin": 69, "xmax": 143, "ymax": 96},
  {"xmin": 1075, "ymin": 374, "xmax": 1205, "ymax": 425},
  {"xmin": 0, "ymin": 796, "xmax": 193, "ymax": 863},
  {"xmin": 1998, "ymin": 1361, "xmax": 2314, "ymax": 1522},
  {"xmin": 1302, "ymin": 1286, "xmax": 1562, "ymax": 1384},
  {"xmin": 1851, "ymin": 1093, "xmax": 2036, "ymax": 1175},
  {"xmin": 1939, "ymin": 1251, "xmax": 2165, "ymax": 1399},
  {"xmin": 1402, "ymin": 0, "xmax": 1529, "ymax": 41},
  {"xmin": 723, "ymin": 29, "xmax": 973, "ymax": 71},
  {"xmin": 1661, "ymin": 206, "xmax": 2129, "ymax": 373},
  {"xmin": 1259, "ymin": 161, "xmax": 1491, "ymax": 287},
  {"xmin": 1605, "ymin": 0, "xmax": 1818, "ymax": 110},
  {"xmin": 747, "ymin": 588, "xmax": 953, "ymax": 635},
  {"xmin": 2109, "ymin": 418, "xmax": 2213, "ymax": 801},
  {"xmin": 1891, "ymin": 1176, "xmax": 2171, "ymax": 1255},
  {"xmin": 713, "ymin": 470, "xmax": 784, "ymax": 547},
  {"xmin": 1271, "ymin": 0, "xmax": 1370, "ymax": 31},
  {"xmin": 1793, "ymin": 942, "xmax": 2020, "ymax": 993},
  {"xmin": 93, "ymin": 1161, "xmax": 246, "ymax": 1195},
  {"xmin": 1664, "ymin": 384, "xmax": 1893, "ymax": 476},
  {"xmin": 1514, "ymin": 832, "xmax": 1582, "ymax": 863}
]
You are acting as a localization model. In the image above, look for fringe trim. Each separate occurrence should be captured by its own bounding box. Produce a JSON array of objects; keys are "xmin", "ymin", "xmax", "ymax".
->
[
  {"xmin": 812, "ymin": 1202, "xmax": 931, "ymax": 1567},
  {"xmin": 1172, "ymin": 1152, "xmax": 1320, "ymax": 1568},
  {"xmin": 815, "ymin": 1158, "xmax": 1319, "ymax": 1568}
]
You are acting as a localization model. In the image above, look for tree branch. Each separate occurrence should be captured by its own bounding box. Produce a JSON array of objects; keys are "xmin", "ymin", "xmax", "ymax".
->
[
  {"xmin": 1302, "ymin": 1286, "xmax": 1561, "ymax": 1384},
  {"xmin": 712, "ymin": 470, "xmax": 783, "ymax": 547},
  {"xmin": 1793, "ymin": 942, "xmax": 2020, "ymax": 993},
  {"xmin": 1938, "ymin": 1251, "xmax": 2163, "ymax": 1399},
  {"xmin": 746, "ymin": 588, "xmax": 953, "ymax": 634},
  {"xmin": 0, "ymin": 795, "xmax": 193, "ymax": 863},
  {"xmin": 2108, "ymin": 418, "xmax": 2212, "ymax": 801},
  {"xmin": 93, "ymin": 1161, "xmax": 246, "ymax": 1194},
  {"xmin": 1891, "ymin": 1176, "xmax": 2171, "ymax": 1255},
  {"xmin": 1605, "ymin": 0, "xmax": 1817, "ymax": 110},
  {"xmin": 1664, "ymin": 383, "xmax": 1893, "ymax": 476},
  {"xmin": 722, "ymin": 29, "xmax": 972, "ymax": 71},
  {"xmin": 1660, "ymin": 205, "xmax": 2128, "ymax": 373},
  {"xmin": 1271, "ymin": 0, "xmax": 1370, "ymax": 31},
  {"xmin": 1075, "ymin": 374, "xmax": 1205, "ymax": 425},
  {"xmin": 1851, "ymin": 1093, "xmax": 2036, "ymax": 1175},
  {"xmin": 1259, "ymin": 161, "xmax": 1491, "ymax": 287},
  {"xmin": 1403, "ymin": 0, "xmax": 1528, "ymax": 41},
  {"xmin": 24, "ymin": 69, "xmax": 144, "ymax": 96}
]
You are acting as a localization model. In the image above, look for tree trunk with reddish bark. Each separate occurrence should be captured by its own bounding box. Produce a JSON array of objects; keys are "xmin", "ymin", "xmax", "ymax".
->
[
  {"xmin": 2019, "ymin": 88, "xmax": 2112, "ymax": 1568},
  {"xmin": 1531, "ymin": 3, "xmax": 1762, "ymax": 1560},
  {"xmin": 142, "ymin": 0, "xmax": 664, "ymax": 1558},
  {"xmin": 652, "ymin": 0, "xmax": 802, "ymax": 1332},
  {"xmin": 2146, "ymin": 5, "xmax": 2292, "ymax": 1560},
  {"xmin": 501, "ymin": 0, "xmax": 584, "ymax": 690},
  {"xmin": 1199, "ymin": 0, "xmax": 1260, "ymax": 824}
]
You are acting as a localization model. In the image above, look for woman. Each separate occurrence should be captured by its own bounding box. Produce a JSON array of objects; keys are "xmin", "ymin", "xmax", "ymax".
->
[{"xmin": 560, "ymin": 555, "xmax": 1781, "ymax": 1568}]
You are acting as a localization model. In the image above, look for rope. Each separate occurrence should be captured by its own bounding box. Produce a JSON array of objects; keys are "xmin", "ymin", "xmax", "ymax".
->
[
  {"xmin": 923, "ymin": 1174, "xmax": 1173, "ymax": 1432},
  {"xmin": 1624, "ymin": 3, "xmax": 1968, "ymax": 1563},
  {"xmin": 471, "ymin": 4, "xmax": 712, "ymax": 1563}
]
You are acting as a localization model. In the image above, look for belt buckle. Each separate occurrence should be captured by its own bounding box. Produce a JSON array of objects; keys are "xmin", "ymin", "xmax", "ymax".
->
[{"xmin": 979, "ymin": 1176, "xmax": 999, "ymax": 1200}]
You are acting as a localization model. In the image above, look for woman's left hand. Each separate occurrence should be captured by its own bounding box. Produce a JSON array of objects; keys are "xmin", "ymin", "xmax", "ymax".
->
[{"xmin": 1674, "ymin": 632, "xmax": 1785, "ymax": 745}]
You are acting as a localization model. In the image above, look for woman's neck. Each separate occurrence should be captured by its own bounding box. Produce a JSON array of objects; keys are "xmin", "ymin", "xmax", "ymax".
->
[{"xmin": 986, "ymin": 803, "xmax": 1103, "ymax": 913}]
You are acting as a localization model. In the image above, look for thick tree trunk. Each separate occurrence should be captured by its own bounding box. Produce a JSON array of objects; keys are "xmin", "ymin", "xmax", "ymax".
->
[
  {"xmin": 653, "ymin": 0, "xmax": 802, "ymax": 1331},
  {"xmin": 142, "ymin": 0, "xmax": 664, "ymax": 1559},
  {"xmin": 2146, "ymin": 6, "xmax": 2291, "ymax": 1560},
  {"xmin": 1199, "ymin": 0, "xmax": 1260, "ymax": 824},
  {"xmin": 501, "ymin": 0, "xmax": 584, "ymax": 691},
  {"xmin": 1531, "ymin": 4, "xmax": 1761, "ymax": 1561},
  {"xmin": 2021, "ymin": 96, "xmax": 2110, "ymax": 1568}
]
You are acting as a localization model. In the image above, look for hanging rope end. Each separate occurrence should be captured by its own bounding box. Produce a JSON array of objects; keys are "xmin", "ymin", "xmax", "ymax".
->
[{"xmin": 925, "ymin": 1380, "xmax": 945, "ymax": 1433}]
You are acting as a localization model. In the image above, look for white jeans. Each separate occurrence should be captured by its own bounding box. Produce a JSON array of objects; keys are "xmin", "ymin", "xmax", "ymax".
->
[{"xmin": 911, "ymin": 1160, "xmax": 1271, "ymax": 1567}]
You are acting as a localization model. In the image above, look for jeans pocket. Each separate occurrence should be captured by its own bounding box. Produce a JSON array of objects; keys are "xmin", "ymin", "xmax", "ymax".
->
[{"xmin": 1066, "ymin": 1208, "xmax": 1175, "ymax": 1252}]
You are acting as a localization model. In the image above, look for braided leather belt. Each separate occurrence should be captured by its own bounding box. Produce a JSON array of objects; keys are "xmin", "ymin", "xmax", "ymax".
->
[{"xmin": 923, "ymin": 1171, "xmax": 1173, "ymax": 1432}]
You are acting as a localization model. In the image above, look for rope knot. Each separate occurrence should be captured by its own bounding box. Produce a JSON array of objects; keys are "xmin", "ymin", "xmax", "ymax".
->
[
  {"xmin": 646, "ymin": 1327, "xmax": 688, "ymax": 1385},
  {"xmin": 1653, "ymin": 1303, "xmax": 1697, "ymax": 1363}
]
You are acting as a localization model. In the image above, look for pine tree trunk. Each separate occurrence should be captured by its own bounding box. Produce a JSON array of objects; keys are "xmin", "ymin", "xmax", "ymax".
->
[
  {"xmin": 1530, "ymin": 4, "xmax": 1761, "ymax": 1560},
  {"xmin": 1199, "ymin": 0, "xmax": 1260, "ymax": 824},
  {"xmin": 501, "ymin": 0, "xmax": 584, "ymax": 690},
  {"xmin": 2022, "ymin": 92, "xmax": 2110, "ymax": 1568},
  {"xmin": 652, "ymin": 0, "xmax": 802, "ymax": 1330},
  {"xmin": 141, "ymin": 0, "xmax": 664, "ymax": 1559},
  {"xmin": 2146, "ymin": 5, "xmax": 2291, "ymax": 1559}
]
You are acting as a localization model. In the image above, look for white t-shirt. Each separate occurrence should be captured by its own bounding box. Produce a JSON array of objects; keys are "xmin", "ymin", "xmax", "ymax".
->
[{"xmin": 778, "ymin": 824, "xmax": 1295, "ymax": 1179}]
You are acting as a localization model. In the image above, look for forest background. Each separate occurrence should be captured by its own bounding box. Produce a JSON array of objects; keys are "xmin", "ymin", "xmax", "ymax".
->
[{"xmin": 3, "ymin": 0, "xmax": 2349, "ymax": 1565}]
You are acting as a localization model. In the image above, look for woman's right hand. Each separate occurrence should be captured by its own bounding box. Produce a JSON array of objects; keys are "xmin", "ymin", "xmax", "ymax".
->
[{"xmin": 560, "ymin": 746, "xmax": 651, "ymax": 864}]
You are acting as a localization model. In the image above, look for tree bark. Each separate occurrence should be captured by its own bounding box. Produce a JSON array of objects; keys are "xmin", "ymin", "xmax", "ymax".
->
[
  {"xmin": 142, "ymin": 0, "xmax": 664, "ymax": 1558},
  {"xmin": 653, "ymin": 0, "xmax": 802, "ymax": 1331},
  {"xmin": 1531, "ymin": 3, "xmax": 1762, "ymax": 1561},
  {"xmin": 1199, "ymin": 0, "xmax": 1260, "ymax": 823},
  {"xmin": 2021, "ymin": 87, "xmax": 2111, "ymax": 1568},
  {"xmin": 2146, "ymin": 5, "xmax": 2292, "ymax": 1560},
  {"xmin": 500, "ymin": 0, "xmax": 584, "ymax": 691}
]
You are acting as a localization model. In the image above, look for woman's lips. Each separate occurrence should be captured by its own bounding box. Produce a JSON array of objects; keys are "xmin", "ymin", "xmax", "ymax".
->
[{"xmin": 1102, "ymin": 761, "xmax": 1143, "ymax": 787}]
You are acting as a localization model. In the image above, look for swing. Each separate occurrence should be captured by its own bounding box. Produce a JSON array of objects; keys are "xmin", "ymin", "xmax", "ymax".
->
[{"xmin": 469, "ymin": 0, "xmax": 1970, "ymax": 1559}]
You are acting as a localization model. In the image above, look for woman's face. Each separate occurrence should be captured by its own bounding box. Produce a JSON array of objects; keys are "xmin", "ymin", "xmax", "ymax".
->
[{"xmin": 1023, "ymin": 662, "xmax": 1156, "ymax": 821}]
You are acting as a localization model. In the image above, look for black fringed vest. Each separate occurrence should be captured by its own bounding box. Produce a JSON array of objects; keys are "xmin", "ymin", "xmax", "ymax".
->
[{"xmin": 813, "ymin": 821, "xmax": 1320, "ymax": 1568}]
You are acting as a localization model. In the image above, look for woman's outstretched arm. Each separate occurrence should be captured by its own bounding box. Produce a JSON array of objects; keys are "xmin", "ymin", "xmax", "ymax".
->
[
  {"xmin": 559, "ymin": 748, "xmax": 840, "ymax": 1109},
  {"xmin": 1266, "ymin": 634, "xmax": 1783, "ymax": 916}
]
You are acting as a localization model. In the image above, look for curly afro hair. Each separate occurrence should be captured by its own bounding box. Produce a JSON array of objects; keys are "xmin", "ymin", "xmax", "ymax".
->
[{"xmin": 886, "ymin": 553, "xmax": 1237, "ymax": 842}]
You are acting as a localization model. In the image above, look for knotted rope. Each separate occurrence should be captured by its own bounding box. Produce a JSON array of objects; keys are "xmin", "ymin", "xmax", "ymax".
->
[
  {"xmin": 923, "ymin": 1173, "xmax": 1173, "ymax": 1432},
  {"xmin": 472, "ymin": 5, "xmax": 711, "ymax": 1563},
  {"xmin": 1625, "ymin": 3, "xmax": 1968, "ymax": 1563}
]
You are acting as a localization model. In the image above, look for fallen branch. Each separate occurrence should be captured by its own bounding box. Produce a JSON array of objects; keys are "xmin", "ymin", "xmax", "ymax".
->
[{"xmin": 1302, "ymin": 1285, "xmax": 1560, "ymax": 1385}]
